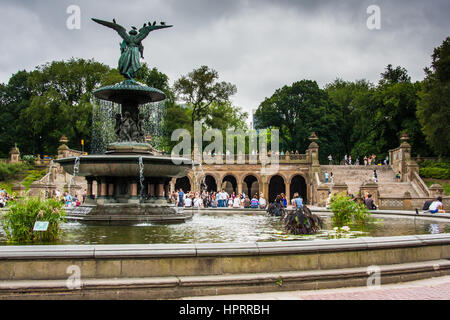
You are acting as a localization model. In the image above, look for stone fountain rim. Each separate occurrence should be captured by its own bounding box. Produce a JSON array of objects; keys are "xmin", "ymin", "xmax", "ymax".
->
[
  {"xmin": 54, "ymin": 155, "xmax": 194, "ymax": 165},
  {"xmin": 93, "ymin": 81, "xmax": 166, "ymax": 104}
]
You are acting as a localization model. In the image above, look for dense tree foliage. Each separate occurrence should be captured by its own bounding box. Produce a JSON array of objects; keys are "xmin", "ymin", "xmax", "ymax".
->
[
  {"xmin": 254, "ymin": 80, "xmax": 341, "ymax": 162},
  {"xmin": 0, "ymin": 59, "xmax": 118, "ymax": 157},
  {"xmin": 173, "ymin": 65, "xmax": 237, "ymax": 127},
  {"xmin": 255, "ymin": 61, "xmax": 436, "ymax": 163},
  {"xmin": 0, "ymin": 37, "xmax": 448, "ymax": 161},
  {"xmin": 417, "ymin": 37, "xmax": 450, "ymax": 157}
]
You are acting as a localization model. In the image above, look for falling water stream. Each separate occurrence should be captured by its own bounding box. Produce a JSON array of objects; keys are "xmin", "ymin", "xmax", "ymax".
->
[
  {"xmin": 68, "ymin": 157, "xmax": 80, "ymax": 196},
  {"xmin": 91, "ymin": 97, "xmax": 166, "ymax": 154},
  {"xmin": 138, "ymin": 156, "xmax": 145, "ymax": 201},
  {"xmin": 45, "ymin": 160, "xmax": 54, "ymax": 198}
]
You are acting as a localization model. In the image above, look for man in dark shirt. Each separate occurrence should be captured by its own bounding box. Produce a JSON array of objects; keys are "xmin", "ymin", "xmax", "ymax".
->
[
  {"xmin": 365, "ymin": 194, "xmax": 377, "ymax": 210},
  {"xmin": 178, "ymin": 188, "xmax": 185, "ymax": 207}
]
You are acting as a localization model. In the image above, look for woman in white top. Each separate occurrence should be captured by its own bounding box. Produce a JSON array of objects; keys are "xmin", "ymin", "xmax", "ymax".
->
[
  {"xmin": 259, "ymin": 193, "xmax": 267, "ymax": 209},
  {"xmin": 233, "ymin": 195, "xmax": 241, "ymax": 208},
  {"xmin": 193, "ymin": 197, "xmax": 202, "ymax": 208},
  {"xmin": 184, "ymin": 197, "xmax": 192, "ymax": 207},
  {"xmin": 429, "ymin": 197, "xmax": 445, "ymax": 213}
]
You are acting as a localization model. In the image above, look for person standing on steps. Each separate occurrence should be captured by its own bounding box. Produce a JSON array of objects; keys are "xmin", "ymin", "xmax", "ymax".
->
[{"xmin": 373, "ymin": 169, "xmax": 378, "ymax": 183}]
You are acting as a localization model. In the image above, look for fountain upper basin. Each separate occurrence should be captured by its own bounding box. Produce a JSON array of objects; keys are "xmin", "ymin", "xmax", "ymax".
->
[
  {"xmin": 55, "ymin": 155, "xmax": 193, "ymax": 178},
  {"xmin": 93, "ymin": 80, "xmax": 166, "ymax": 104}
]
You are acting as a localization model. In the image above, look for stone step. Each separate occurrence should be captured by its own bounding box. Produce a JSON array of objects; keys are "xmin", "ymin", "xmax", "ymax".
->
[
  {"xmin": 1, "ymin": 259, "xmax": 449, "ymax": 299},
  {"xmin": 320, "ymin": 165, "xmax": 420, "ymax": 197}
]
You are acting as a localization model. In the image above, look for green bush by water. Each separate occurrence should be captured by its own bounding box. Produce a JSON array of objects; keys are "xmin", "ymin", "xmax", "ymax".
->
[
  {"xmin": 329, "ymin": 193, "xmax": 372, "ymax": 227},
  {"xmin": 1, "ymin": 197, "xmax": 66, "ymax": 243}
]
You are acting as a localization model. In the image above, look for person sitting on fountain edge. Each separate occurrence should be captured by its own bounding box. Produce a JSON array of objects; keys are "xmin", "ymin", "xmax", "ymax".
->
[
  {"xmin": 292, "ymin": 192, "xmax": 303, "ymax": 210},
  {"xmin": 429, "ymin": 197, "xmax": 445, "ymax": 214}
]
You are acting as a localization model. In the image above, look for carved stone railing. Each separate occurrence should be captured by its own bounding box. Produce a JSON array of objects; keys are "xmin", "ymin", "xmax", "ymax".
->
[
  {"xmin": 412, "ymin": 171, "xmax": 430, "ymax": 197},
  {"xmin": 379, "ymin": 196, "xmax": 450, "ymax": 210},
  {"xmin": 193, "ymin": 153, "xmax": 309, "ymax": 164}
]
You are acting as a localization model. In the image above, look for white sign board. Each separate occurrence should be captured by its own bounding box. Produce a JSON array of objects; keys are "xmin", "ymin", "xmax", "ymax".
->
[{"xmin": 33, "ymin": 221, "xmax": 49, "ymax": 232}]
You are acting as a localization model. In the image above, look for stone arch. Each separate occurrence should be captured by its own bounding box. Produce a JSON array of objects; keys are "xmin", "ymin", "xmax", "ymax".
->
[
  {"xmin": 240, "ymin": 174, "xmax": 259, "ymax": 198},
  {"xmin": 221, "ymin": 174, "xmax": 238, "ymax": 195},
  {"xmin": 175, "ymin": 176, "xmax": 192, "ymax": 193},
  {"xmin": 203, "ymin": 174, "xmax": 219, "ymax": 192},
  {"xmin": 268, "ymin": 174, "xmax": 286, "ymax": 203},
  {"xmin": 289, "ymin": 174, "xmax": 308, "ymax": 204}
]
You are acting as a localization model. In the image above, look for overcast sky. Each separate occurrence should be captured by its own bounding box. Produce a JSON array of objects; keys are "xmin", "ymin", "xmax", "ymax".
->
[{"xmin": 1, "ymin": 0, "xmax": 449, "ymax": 116}]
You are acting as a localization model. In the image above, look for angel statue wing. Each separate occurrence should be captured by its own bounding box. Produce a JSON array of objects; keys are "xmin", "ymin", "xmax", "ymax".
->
[
  {"xmin": 135, "ymin": 23, "xmax": 173, "ymax": 43},
  {"xmin": 92, "ymin": 17, "xmax": 173, "ymax": 79},
  {"xmin": 91, "ymin": 18, "xmax": 131, "ymax": 43}
]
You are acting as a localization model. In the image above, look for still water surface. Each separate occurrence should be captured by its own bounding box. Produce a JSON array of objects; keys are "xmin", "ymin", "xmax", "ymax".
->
[{"xmin": 1, "ymin": 213, "xmax": 449, "ymax": 245}]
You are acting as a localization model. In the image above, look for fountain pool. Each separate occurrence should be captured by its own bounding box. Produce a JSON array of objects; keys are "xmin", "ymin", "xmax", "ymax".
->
[{"xmin": 1, "ymin": 211, "xmax": 449, "ymax": 245}]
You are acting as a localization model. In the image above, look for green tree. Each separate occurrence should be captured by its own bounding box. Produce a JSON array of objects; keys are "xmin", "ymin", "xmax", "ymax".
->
[
  {"xmin": 254, "ymin": 80, "xmax": 341, "ymax": 161},
  {"xmin": 173, "ymin": 65, "xmax": 237, "ymax": 127},
  {"xmin": 379, "ymin": 64, "xmax": 411, "ymax": 85},
  {"xmin": 417, "ymin": 37, "xmax": 450, "ymax": 157},
  {"xmin": 325, "ymin": 79, "xmax": 374, "ymax": 161},
  {"xmin": 204, "ymin": 101, "xmax": 248, "ymax": 131},
  {"xmin": 0, "ymin": 70, "xmax": 33, "ymax": 157},
  {"xmin": 19, "ymin": 58, "xmax": 114, "ymax": 155},
  {"xmin": 342, "ymin": 65, "xmax": 431, "ymax": 160}
]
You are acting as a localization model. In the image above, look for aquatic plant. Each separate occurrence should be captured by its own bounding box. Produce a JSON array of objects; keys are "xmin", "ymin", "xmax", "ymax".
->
[
  {"xmin": 283, "ymin": 205, "xmax": 323, "ymax": 235},
  {"xmin": 329, "ymin": 193, "xmax": 372, "ymax": 226},
  {"xmin": 1, "ymin": 197, "xmax": 66, "ymax": 243}
]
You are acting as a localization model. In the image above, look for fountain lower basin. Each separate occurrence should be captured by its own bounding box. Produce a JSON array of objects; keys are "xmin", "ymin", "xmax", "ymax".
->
[
  {"xmin": 55, "ymin": 154, "xmax": 194, "ymax": 223},
  {"xmin": 56, "ymin": 155, "xmax": 192, "ymax": 177}
]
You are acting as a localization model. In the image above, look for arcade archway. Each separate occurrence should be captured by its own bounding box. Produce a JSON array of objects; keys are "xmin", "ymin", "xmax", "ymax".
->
[
  {"xmin": 222, "ymin": 175, "xmax": 237, "ymax": 195},
  {"xmin": 269, "ymin": 175, "xmax": 285, "ymax": 203},
  {"xmin": 175, "ymin": 176, "xmax": 191, "ymax": 193},
  {"xmin": 203, "ymin": 175, "xmax": 218, "ymax": 192},
  {"xmin": 290, "ymin": 175, "xmax": 307, "ymax": 203},
  {"xmin": 242, "ymin": 175, "xmax": 259, "ymax": 198}
]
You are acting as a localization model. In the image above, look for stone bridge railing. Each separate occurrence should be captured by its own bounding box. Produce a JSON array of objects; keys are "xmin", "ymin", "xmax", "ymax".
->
[
  {"xmin": 190, "ymin": 153, "xmax": 309, "ymax": 164},
  {"xmin": 378, "ymin": 196, "xmax": 450, "ymax": 211}
]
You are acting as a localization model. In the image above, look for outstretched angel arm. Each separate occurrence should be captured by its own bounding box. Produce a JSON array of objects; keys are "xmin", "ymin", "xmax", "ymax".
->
[
  {"xmin": 92, "ymin": 18, "xmax": 131, "ymax": 43},
  {"xmin": 135, "ymin": 24, "xmax": 173, "ymax": 43}
]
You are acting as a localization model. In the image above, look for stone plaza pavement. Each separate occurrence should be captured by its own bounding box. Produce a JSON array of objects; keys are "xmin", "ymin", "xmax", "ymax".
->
[{"xmin": 184, "ymin": 275, "xmax": 450, "ymax": 300}]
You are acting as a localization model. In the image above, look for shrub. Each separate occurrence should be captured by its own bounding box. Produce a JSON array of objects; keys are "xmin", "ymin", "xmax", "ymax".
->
[
  {"xmin": 1, "ymin": 197, "xmax": 66, "ymax": 243},
  {"xmin": 21, "ymin": 170, "xmax": 47, "ymax": 190},
  {"xmin": 329, "ymin": 193, "xmax": 372, "ymax": 227},
  {"xmin": 0, "ymin": 162, "xmax": 32, "ymax": 181},
  {"xmin": 419, "ymin": 167, "xmax": 450, "ymax": 179},
  {"xmin": 22, "ymin": 155, "xmax": 36, "ymax": 166}
]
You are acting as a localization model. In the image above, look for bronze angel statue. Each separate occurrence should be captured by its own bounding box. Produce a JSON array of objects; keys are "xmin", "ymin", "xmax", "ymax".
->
[{"xmin": 92, "ymin": 18, "xmax": 172, "ymax": 80}]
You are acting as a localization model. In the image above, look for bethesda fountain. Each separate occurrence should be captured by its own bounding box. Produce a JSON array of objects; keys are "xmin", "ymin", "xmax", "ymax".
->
[{"xmin": 56, "ymin": 18, "xmax": 193, "ymax": 223}]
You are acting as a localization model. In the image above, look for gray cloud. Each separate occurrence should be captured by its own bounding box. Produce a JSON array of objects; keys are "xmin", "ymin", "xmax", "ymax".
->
[{"xmin": 0, "ymin": 0, "xmax": 449, "ymax": 115}]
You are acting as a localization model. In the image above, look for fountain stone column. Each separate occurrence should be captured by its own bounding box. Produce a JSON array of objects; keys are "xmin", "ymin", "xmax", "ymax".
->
[{"xmin": 129, "ymin": 180, "xmax": 139, "ymax": 204}]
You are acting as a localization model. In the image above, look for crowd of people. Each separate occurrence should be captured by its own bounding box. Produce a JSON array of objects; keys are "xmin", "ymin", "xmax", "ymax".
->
[
  {"xmin": 172, "ymin": 188, "xmax": 309, "ymax": 215},
  {"xmin": 172, "ymin": 189, "xmax": 269, "ymax": 209},
  {"xmin": 0, "ymin": 189, "xmax": 14, "ymax": 208},
  {"xmin": 51, "ymin": 189, "xmax": 87, "ymax": 207},
  {"xmin": 328, "ymin": 154, "xmax": 390, "ymax": 166}
]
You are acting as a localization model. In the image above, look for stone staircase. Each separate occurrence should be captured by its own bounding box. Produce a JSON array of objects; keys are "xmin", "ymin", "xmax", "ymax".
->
[{"xmin": 320, "ymin": 165, "xmax": 427, "ymax": 198}]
